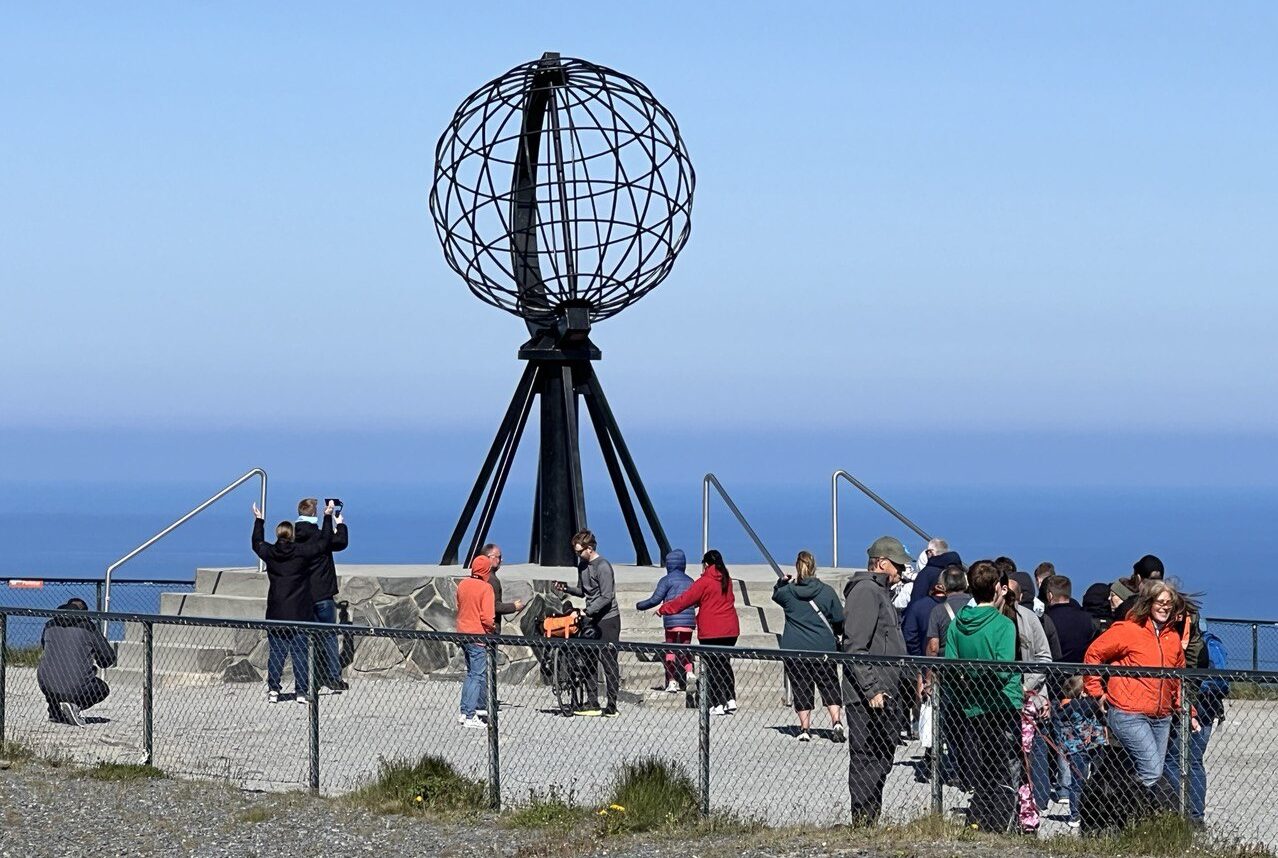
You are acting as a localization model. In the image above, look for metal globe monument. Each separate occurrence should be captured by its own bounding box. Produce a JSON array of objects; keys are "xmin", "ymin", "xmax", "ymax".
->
[{"xmin": 432, "ymin": 52, "xmax": 695, "ymax": 567}]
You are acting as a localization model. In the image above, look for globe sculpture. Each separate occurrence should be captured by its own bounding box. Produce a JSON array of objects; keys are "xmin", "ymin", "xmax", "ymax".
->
[{"xmin": 431, "ymin": 53, "xmax": 695, "ymax": 567}]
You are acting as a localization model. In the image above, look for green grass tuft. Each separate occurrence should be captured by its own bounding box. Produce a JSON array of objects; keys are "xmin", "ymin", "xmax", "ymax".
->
[
  {"xmin": 505, "ymin": 786, "xmax": 591, "ymax": 830},
  {"xmin": 3, "ymin": 646, "xmax": 42, "ymax": 668},
  {"xmin": 347, "ymin": 755, "xmax": 487, "ymax": 817},
  {"xmin": 600, "ymin": 757, "xmax": 698, "ymax": 835},
  {"xmin": 235, "ymin": 806, "xmax": 275, "ymax": 823},
  {"xmin": 83, "ymin": 762, "xmax": 165, "ymax": 781}
]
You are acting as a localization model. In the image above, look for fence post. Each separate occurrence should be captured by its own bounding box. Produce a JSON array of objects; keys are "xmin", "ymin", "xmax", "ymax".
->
[
  {"xmin": 929, "ymin": 666, "xmax": 942, "ymax": 816},
  {"xmin": 94, "ymin": 582, "xmax": 104, "ymax": 614},
  {"xmin": 307, "ymin": 630, "xmax": 320, "ymax": 794},
  {"xmin": 1252, "ymin": 624, "xmax": 1260, "ymax": 672},
  {"xmin": 1178, "ymin": 685, "xmax": 1191, "ymax": 818},
  {"xmin": 142, "ymin": 621, "xmax": 154, "ymax": 765},
  {"xmin": 0, "ymin": 612, "xmax": 7, "ymax": 749},
  {"xmin": 697, "ymin": 652, "xmax": 710, "ymax": 818},
  {"xmin": 486, "ymin": 639, "xmax": 501, "ymax": 811}
]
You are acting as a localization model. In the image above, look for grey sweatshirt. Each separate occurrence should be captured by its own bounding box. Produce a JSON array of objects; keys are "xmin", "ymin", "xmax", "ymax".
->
[{"xmin": 564, "ymin": 555, "xmax": 619, "ymax": 621}]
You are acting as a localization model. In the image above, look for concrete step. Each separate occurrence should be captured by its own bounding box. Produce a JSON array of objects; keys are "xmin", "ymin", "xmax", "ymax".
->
[
  {"xmin": 122, "ymin": 621, "xmax": 241, "ymax": 649},
  {"xmin": 114, "ymin": 640, "xmax": 235, "ymax": 673},
  {"xmin": 160, "ymin": 592, "xmax": 265, "ymax": 620},
  {"xmin": 194, "ymin": 568, "xmax": 267, "ymax": 598}
]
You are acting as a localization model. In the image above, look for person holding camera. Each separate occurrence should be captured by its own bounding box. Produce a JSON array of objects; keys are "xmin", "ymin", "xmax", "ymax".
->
[
  {"xmin": 37, "ymin": 598, "xmax": 117, "ymax": 726},
  {"xmin": 253, "ymin": 500, "xmax": 335, "ymax": 703},
  {"xmin": 295, "ymin": 497, "xmax": 349, "ymax": 692},
  {"xmin": 554, "ymin": 530, "xmax": 619, "ymax": 718}
]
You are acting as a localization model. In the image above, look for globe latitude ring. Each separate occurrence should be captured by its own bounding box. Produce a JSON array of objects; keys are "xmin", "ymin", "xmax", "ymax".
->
[{"xmin": 429, "ymin": 52, "xmax": 695, "ymax": 335}]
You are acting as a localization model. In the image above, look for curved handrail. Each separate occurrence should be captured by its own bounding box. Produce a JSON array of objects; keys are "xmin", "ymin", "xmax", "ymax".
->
[
  {"xmin": 701, "ymin": 473, "xmax": 784, "ymax": 578},
  {"xmin": 831, "ymin": 469, "xmax": 931, "ymax": 567},
  {"xmin": 103, "ymin": 468, "xmax": 268, "ymax": 616}
]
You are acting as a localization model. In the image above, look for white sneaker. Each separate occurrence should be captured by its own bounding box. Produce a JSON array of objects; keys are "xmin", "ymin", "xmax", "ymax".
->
[
  {"xmin": 709, "ymin": 705, "xmax": 727, "ymax": 716},
  {"xmin": 60, "ymin": 701, "xmax": 85, "ymax": 727},
  {"xmin": 665, "ymin": 680, "xmax": 680, "ymax": 693},
  {"xmin": 475, "ymin": 708, "xmax": 488, "ymax": 717},
  {"xmin": 296, "ymin": 694, "xmax": 309, "ymax": 705},
  {"xmin": 798, "ymin": 731, "xmax": 812, "ymax": 742},
  {"xmin": 461, "ymin": 715, "xmax": 486, "ymax": 729},
  {"xmin": 726, "ymin": 698, "xmax": 738, "ymax": 713},
  {"xmin": 686, "ymin": 671, "xmax": 698, "ymax": 684},
  {"xmin": 267, "ymin": 690, "xmax": 280, "ymax": 704},
  {"xmin": 832, "ymin": 722, "xmax": 847, "ymax": 743}
]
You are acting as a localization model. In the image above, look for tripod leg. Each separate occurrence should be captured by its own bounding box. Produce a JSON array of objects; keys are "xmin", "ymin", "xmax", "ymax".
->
[
  {"xmin": 465, "ymin": 365, "xmax": 540, "ymax": 566},
  {"xmin": 583, "ymin": 387, "xmax": 651, "ymax": 566},
  {"xmin": 529, "ymin": 463, "xmax": 541, "ymax": 564},
  {"xmin": 560, "ymin": 364, "xmax": 587, "ymax": 535},
  {"xmin": 441, "ymin": 363, "xmax": 538, "ymax": 565},
  {"xmin": 583, "ymin": 369, "xmax": 671, "ymax": 559}
]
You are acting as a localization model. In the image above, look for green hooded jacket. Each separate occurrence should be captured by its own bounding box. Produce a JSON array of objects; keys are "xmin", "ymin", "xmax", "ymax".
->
[{"xmin": 942, "ymin": 604, "xmax": 1020, "ymax": 716}]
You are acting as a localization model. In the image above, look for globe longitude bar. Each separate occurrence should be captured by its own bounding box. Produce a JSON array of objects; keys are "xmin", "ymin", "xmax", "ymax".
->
[{"xmin": 432, "ymin": 52, "xmax": 693, "ymax": 566}]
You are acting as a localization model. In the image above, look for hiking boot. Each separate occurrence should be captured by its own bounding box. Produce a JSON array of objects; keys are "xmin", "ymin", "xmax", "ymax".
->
[{"xmin": 60, "ymin": 702, "xmax": 85, "ymax": 727}]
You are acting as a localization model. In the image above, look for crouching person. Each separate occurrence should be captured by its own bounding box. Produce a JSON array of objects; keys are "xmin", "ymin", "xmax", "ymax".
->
[{"xmin": 37, "ymin": 598, "xmax": 116, "ymax": 726}]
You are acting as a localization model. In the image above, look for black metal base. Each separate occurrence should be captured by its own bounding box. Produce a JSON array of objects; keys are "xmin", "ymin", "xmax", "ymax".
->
[{"xmin": 441, "ymin": 345, "xmax": 670, "ymax": 568}]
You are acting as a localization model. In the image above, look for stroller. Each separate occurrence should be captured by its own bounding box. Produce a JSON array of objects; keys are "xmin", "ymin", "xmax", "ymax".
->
[{"xmin": 540, "ymin": 604, "xmax": 600, "ymax": 716}]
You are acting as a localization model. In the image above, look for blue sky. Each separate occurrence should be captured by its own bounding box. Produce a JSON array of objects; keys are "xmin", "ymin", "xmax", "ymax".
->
[{"xmin": 2, "ymin": 3, "xmax": 1276, "ymax": 487}]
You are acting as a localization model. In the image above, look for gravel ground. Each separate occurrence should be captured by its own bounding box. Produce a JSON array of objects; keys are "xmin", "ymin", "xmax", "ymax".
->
[{"xmin": 0, "ymin": 757, "xmax": 1052, "ymax": 858}]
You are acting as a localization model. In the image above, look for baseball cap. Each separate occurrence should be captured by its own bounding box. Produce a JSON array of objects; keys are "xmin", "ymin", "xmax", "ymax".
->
[{"xmin": 866, "ymin": 535, "xmax": 912, "ymax": 567}]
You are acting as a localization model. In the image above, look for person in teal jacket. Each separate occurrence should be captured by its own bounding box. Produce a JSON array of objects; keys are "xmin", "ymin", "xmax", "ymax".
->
[
  {"xmin": 943, "ymin": 559, "xmax": 1021, "ymax": 833},
  {"xmin": 773, "ymin": 551, "xmax": 845, "ymax": 742}
]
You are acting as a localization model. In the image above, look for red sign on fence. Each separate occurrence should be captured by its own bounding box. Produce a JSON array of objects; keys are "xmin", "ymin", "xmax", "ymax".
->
[{"xmin": 7, "ymin": 580, "xmax": 44, "ymax": 589}]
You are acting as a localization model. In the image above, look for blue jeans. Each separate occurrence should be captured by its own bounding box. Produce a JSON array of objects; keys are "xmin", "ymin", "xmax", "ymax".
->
[
  {"xmin": 460, "ymin": 642, "xmax": 487, "ymax": 718},
  {"xmin": 1029, "ymin": 728, "xmax": 1051, "ymax": 810},
  {"xmin": 1164, "ymin": 717, "xmax": 1213, "ymax": 820},
  {"xmin": 312, "ymin": 599, "xmax": 342, "ymax": 685},
  {"xmin": 267, "ymin": 630, "xmax": 310, "ymax": 696},
  {"xmin": 1065, "ymin": 748, "xmax": 1092, "ymax": 820},
  {"xmin": 1106, "ymin": 707, "xmax": 1171, "ymax": 787}
]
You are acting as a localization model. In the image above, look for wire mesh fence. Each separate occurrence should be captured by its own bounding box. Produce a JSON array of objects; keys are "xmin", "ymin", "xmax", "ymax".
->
[
  {"xmin": 0, "ymin": 579, "xmax": 192, "ymax": 646},
  {"xmin": 1203, "ymin": 617, "xmax": 1278, "ymax": 672},
  {"xmin": 2, "ymin": 606, "xmax": 1276, "ymax": 850}
]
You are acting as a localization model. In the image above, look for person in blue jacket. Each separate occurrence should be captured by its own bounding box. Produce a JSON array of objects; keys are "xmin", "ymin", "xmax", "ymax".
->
[{"xmin": 636, "ymin": 549, "xmax": 696, "ymax": 692}]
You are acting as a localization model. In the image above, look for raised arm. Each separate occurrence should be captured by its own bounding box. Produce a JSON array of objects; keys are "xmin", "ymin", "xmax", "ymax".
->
[{"xmin": 251, "ymin": 517, "xmax": 270, "ymax": 562}]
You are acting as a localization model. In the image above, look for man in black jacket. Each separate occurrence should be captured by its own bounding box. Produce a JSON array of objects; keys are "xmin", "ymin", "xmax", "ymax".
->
[
  {"xmin": 295, "ymin": 497, "xmax": 349, "ymax": 692},
  {"xmin": 37, "ymin": 599, "xmax": 117, "ymax": 726},
  {"xmin": 1041, "ymin": 575, "xmax": 1095, "ymax": 664}
]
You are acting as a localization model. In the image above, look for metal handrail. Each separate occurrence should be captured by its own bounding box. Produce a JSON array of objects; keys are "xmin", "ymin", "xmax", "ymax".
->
[
  {"xmin": 831, "ymin": 469, "xmax": 932, "ymax": 567},
  {"xmin": 102, "ymin": 468, "xmax": 267, "ymax": 617},
  {"xmin": 700, "ymin": 473, "xmax": 784, "ymax": 578}
]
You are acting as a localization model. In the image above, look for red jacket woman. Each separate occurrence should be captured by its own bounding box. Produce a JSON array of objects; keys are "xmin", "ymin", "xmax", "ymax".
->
[
  {"xmin": 657, "ymin": 550, "xmax": 740, "ymax": 713},
  {"xmin": 658, "ymin": 556, "xmax": 740, "ymax": 640}
]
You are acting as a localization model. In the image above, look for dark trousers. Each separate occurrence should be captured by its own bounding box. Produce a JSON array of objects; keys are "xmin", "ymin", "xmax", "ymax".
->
[
  {"xmin": 957, "ymin": 710, "xmax": 1021, "ymax": 833},
  {"xmin": 42, "ymin": 677, "xmax": 110, "ymax": 721},
  {"xmin": 700, "ymin": 636, "xmax": 737, "ymax": 708},
  {"xmin": 846, "ymin": 698, "xmax": 898, "ymax": 824},
  {"xmin": 312, "ymin": 599, "xmax": 342, "ymax": 685},
  {"xmin": 587, "ymin": 614, "xmax": 621, "ymax": 709}
]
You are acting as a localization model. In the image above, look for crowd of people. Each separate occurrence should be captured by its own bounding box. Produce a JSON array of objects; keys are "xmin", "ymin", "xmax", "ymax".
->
[{"xmin": 32, "ymin": 504, "xmax": 1224, "ymax": 834}]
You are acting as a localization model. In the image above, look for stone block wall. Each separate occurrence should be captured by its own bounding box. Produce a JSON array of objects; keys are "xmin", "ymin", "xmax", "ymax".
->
[{"xmin": 222, "ymin": 574, "xmax": 569, "ymax": 685}]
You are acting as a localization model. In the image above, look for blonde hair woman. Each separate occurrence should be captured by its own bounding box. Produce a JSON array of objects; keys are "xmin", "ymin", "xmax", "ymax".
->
[{"xmin": 773, "ymin": 550, "xmax": 845, "ymax": 742}]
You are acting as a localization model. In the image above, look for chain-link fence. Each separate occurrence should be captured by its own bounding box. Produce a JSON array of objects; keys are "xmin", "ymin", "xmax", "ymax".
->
[
  {"xmin": 0, "ymin": 579, "xmax": 192, "ymax": 647},
  {"xmin": 2, "ymin": 606, "xmax": 1276, "ymax": 850},
  {"xmin": 1204, "ymin": 617, "xmax": 1278, "ymax": 672}
]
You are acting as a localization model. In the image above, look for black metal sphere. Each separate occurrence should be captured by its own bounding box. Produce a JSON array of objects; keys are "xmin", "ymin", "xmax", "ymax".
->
[{"xmin": 430, "ymin": 55, "xmax": 695, "ymax": 327}]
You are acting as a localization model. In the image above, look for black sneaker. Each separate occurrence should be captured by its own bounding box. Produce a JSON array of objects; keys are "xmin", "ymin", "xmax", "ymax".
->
[
  {"xmin": 602, "ymin": 706, "xmax": 619, "ymax": 719},
  {"xmin": 325, "ymin": 680, "xmax": 350, "ymax": 693}
]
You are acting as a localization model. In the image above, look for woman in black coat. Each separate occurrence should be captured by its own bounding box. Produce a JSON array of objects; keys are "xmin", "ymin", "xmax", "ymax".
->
[{"xmin": 252, "ymin": 501, "xmax": 333, "ymax": 702}]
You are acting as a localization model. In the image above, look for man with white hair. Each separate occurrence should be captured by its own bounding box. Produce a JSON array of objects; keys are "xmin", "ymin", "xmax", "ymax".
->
[{"xmin": 909, "ymin": 538, "xmax": 963, "ymax": 606}]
